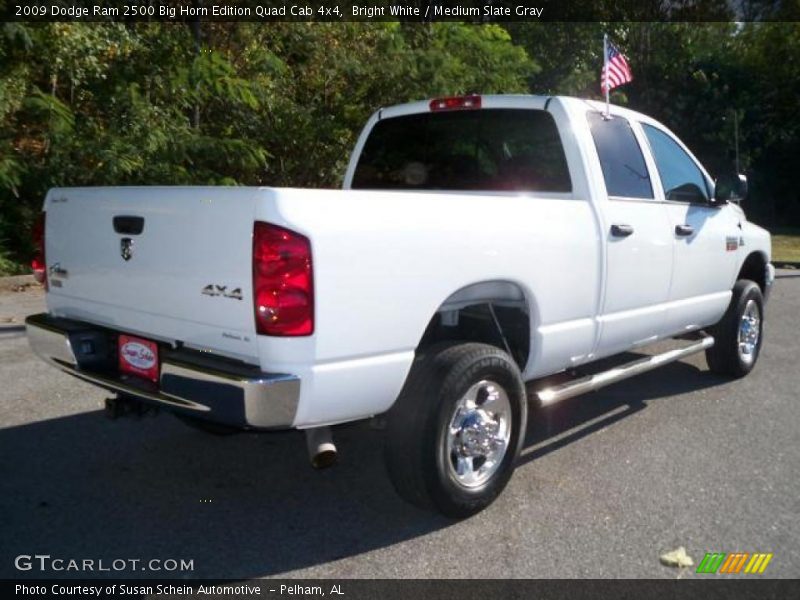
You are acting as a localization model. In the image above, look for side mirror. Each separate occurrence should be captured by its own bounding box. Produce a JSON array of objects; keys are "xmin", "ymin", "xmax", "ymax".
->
[{"xmin": 713, "ymin": 172, "xmax": 748, "ymax": 205}]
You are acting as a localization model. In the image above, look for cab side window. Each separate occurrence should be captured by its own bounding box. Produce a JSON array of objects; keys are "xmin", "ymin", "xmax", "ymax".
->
[
  {"xmin": 642, "ymin": 124, "xmax": 709, "ymax": 203},
  {"xmin": 587, "ymin": 112, "xmax": 653, "ymax": 199}
]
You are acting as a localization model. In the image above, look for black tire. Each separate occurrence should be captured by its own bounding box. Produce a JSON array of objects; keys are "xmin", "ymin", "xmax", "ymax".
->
[
  {"xmin": 705, "ymin": 279, "xmax": 764, "ymax": 378},
  {"xmin": 384, "ymin": 342, "xmax": 527, "ymax": 518},
  {"xmin": 174, "ymin": 413, "xmax": 241, "ymax": 436}
]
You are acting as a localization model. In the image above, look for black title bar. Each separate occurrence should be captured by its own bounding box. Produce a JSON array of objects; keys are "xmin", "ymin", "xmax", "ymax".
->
[
  {"xmin": 5, "ymin": 579, "xmax": 800, "ymax": 599},
  {"xmin": 4, "ymin": 0, "xmax": 800, "ymax": 22}
]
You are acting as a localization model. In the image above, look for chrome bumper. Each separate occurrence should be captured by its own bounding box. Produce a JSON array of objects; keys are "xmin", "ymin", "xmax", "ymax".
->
[{"xmin": 25, "ymin": 313, "xmax": 299, "ymax": 429}]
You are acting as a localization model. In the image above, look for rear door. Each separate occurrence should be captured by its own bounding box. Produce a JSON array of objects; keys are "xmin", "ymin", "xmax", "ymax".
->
[
  {"xmin": 587, "ymin": 111, "xmax": 674, "ymax": 356},
  {"xmin": 638, "ymin": 123, "xmax": 739, "ymax": 334}
]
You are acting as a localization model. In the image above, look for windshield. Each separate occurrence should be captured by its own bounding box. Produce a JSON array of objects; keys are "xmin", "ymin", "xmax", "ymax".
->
[{"xmin": 351, "ymin": 109, "xmax": 572, "ymax": 192}]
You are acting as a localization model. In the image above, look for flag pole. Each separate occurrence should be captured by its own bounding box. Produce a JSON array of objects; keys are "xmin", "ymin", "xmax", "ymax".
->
[{"xmin": 603, "ymin": 33, "xmax": 610, "ymax": 118}]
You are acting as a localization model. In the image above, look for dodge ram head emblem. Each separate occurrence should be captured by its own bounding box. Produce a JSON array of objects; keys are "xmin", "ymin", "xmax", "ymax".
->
[{"xmin": 120, "ymin": 238, "xmax": 134, "ymax": 261}]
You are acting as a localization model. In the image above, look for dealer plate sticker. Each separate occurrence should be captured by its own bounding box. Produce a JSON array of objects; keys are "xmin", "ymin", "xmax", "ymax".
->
[{"xmin": 118, "ymin": 334, "xmax": 159, "ymax": 383}]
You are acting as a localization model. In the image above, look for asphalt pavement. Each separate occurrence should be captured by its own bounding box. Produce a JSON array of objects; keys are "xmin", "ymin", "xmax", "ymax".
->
[{"xmin": 1, "ymin": 273, "xmax": 798, "ymax": 579}]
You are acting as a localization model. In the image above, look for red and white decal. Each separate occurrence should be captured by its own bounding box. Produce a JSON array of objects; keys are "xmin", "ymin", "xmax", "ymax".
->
[{"xmin": 118, "ymin": 334, "xmax": 159, "ymax": 382}]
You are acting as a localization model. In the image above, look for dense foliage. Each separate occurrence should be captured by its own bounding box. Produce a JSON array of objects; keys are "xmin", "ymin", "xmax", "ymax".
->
[{"xmin": 0, "ymin": 21, "xmax": 798, "ymax": 271}]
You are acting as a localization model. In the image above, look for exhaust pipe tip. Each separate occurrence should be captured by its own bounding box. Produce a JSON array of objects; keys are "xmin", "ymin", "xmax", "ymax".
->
[
  {"xmin": 305, "ymin": 427, "xmax": 337, "ymax": 469},
  {"xmin": 311, "ymin": 444, "xmax": 338, "ymax": 469}
]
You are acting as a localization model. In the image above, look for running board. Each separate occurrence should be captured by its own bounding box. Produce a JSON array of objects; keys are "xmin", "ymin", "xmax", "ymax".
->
[{"xmin": 536, "ymin": 337, "xmax": 714, "ymax": 406}]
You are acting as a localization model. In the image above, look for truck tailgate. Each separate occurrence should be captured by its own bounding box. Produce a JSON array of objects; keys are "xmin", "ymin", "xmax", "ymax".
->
[{"xmin": 44, "ymin": 187, "xmax": 261, "ymax": 363}]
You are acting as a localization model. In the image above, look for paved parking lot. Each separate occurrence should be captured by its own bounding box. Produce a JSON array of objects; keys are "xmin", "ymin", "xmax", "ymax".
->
[{"xmin": 1, "ymin": 273, "xmax": 798, "ymax": 579}]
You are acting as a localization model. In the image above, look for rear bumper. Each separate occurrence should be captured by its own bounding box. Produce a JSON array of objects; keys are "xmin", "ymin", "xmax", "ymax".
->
[{"xmin": 25, "ymin": 313, "xmax": 299, "ymax": 429}]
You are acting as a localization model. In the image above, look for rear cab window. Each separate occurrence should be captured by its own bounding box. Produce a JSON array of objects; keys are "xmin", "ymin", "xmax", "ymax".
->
[
  {"xmin": 352, "ymin": 109, "xmax": 572, "ymax": 193},
  {"xmin": 587, "ymin": 111, "xmax": 653, "ymax": 199}
]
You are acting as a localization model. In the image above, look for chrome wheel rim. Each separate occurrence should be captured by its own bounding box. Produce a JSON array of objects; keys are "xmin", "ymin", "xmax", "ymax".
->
[
  {"xmin": 445, "ymin": 379, "xmax": 512, "ymax": 489},
  {"xmin": 738, "ymin": 299, "xmax": 761, "ymax": 365}
]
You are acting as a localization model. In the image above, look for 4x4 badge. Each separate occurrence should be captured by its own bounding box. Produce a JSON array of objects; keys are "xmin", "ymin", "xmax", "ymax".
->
[
  {"xmin": 120, "ymin": 238, "xmax": 134, "ymax": 261},
  {"xmin": 202, "ymin": 284, "xmax": 243, "ymax": 300}
]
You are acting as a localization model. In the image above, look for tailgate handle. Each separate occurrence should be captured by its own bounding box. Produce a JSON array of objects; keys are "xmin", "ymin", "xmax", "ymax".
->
[{"xmin": 113, "ymin": 216, "xmax": 145, "ymax": 235}]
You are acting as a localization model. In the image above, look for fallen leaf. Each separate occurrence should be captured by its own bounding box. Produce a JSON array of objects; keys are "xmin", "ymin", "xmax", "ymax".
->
[{"xmin": 660, "ymin": 546, "xmax": 694, "ymax": 568}]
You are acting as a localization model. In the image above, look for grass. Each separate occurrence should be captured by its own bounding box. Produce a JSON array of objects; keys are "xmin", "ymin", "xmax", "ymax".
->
[
  {"xmin": 0, "ymin": 244, "xmax": 28, "ymax": 277},
  {"xmin": 0, "ymin": 257, "xmax": 26, "ymax": 277},
  {"xmin": 771, "ymin": 228, "xmax": 800, "ymax": 264}
]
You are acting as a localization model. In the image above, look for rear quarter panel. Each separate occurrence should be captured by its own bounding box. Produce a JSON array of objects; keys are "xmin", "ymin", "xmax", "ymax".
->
[{"xmin": 255, "ymin": 187, "xmax": 600, "ymax": 427}]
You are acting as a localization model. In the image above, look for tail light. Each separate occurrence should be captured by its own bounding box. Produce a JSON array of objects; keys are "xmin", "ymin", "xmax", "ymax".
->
[
  {"xmin": 253, "ymin": 222, "xmax": 314, "ymax": 336},
  {"xmin": 429, "ymin": 95, "xmax": 482, "ymax": 111},
  {"xmin": 31, "ymin": 212, "xmax": 47, "ymax": 290}
]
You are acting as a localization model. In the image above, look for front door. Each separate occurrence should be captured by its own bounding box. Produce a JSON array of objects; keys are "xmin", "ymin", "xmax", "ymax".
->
[{"xmin": 639, "ymin": 123, "xmax": 739, "ymax": 335}]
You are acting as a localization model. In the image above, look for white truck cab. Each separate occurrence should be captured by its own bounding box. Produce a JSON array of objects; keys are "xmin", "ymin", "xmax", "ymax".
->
[{"xmin": 27, "ymin": 95, "xmax": 773, "ymax": 517}]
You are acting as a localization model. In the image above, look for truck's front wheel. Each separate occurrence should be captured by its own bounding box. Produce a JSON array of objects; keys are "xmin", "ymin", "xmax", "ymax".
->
[
  {"xmin": 385, "ymin": 343, "xmax": 527, "ymax": 518},
  {"xmin": 705, "ymin": 279, "xmax": 765, "ymax": 378}
]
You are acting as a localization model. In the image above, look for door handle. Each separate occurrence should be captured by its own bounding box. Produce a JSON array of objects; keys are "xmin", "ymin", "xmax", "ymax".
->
[
  {"xmin": 675, "ymin": 224, "xmax": 694, "ymax": 237},
  {"xmin": 610, "ymin": 224, "xmax": 634, "ymax": 238}
]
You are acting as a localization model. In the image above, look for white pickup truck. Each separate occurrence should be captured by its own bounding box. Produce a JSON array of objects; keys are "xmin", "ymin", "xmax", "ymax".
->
[{"xmin": 27, "ymin": 95, "xmax": 773, "ymax": 517}]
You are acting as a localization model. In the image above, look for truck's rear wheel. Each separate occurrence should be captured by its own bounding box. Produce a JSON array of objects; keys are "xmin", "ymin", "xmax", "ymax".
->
[
  {"xmin": 705, "ymin": 279, "xmax": 764, "ymax": 378},
  {"xmin": 385, "ymin": 342, "xmax": 527, "ymax": 518}
]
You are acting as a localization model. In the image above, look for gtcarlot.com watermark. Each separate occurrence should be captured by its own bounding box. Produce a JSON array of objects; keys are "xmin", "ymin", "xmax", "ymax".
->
[{"xmin": 14, "ymin": 554, "xmax": 194, "ymax": 573}]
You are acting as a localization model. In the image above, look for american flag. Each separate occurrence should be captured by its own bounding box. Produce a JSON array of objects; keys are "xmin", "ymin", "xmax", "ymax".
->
[{"xmin": 602, "ymin": 40, "xmax": 633, "ymax": 92}]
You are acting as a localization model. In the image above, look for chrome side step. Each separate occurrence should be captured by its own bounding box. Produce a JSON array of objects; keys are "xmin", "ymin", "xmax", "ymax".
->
[{"xmin": 536, "ymin": 337, "xmax": 714, "ymax": 406}]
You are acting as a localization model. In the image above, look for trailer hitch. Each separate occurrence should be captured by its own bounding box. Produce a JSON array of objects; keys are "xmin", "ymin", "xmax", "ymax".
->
[{"xmin": 104, "ymin": 395, "xmax": 159, "ymax": 420}]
